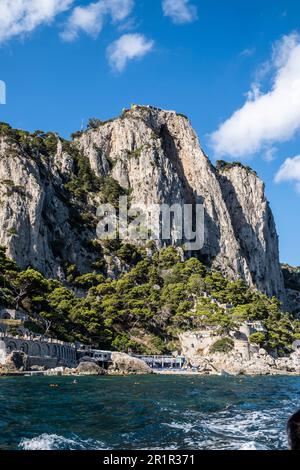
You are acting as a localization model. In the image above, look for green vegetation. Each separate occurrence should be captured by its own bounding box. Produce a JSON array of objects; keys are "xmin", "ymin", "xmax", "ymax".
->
[
  {"xmin": 98, "ymin": 176, "xmax": 128, "ymax": 207},
  {"xmin": 62, "ymin": 145, "xmax": 128, "ymax": 208},
  {"xmin": 0, "ymin": 180, "xmax": 26, "ymax": 198},
  {"xmin": 1, "ymin": 245, "xmax": 300, "ymax": 355},
  {"xmin": 87, "ymin": 118, "xmax": 103, "ymax": 129},
  {"xmin": 216, "ymin": 160, "xmax": 257, "ymax": 176},
  {"xmin": 64, "ymin": 146, "xmax": 101, "ymax": 200},
  {"xmin": 281, "ymin": 263, "xmax": 300, "ymax": 292},
  {"xmin": 7, "ymin": 228, "xmax": 18, "ymax": 237},
  {"xmin": 249, "ymin": 332, "xmax": 266, "ymax": 346},
  {"xmin": 176, "ymin": 113, "xmax": 189, "ymax": 120},
  {"xmin": 127, "ymin": 147, "xmax": 143, "ymax": 159},
  {"xmin": 209, "ymin": 337, "xmax": 234, "ymax": 354},
  {"xmin": 0, "ymin": 122, "xmax": 62, "ymax": 159}
]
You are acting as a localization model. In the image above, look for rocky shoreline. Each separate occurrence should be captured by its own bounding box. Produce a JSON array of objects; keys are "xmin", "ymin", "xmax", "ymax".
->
[
  {"xmin": 1, "ymin": 351, "xmax": 300, "ymax": 377},
  {"xmin": 0, "ymin": 351, "xmax": 153, "ymax": 377},
  {"xmin": 184, "ymin": 350, "xmax": 300, "ymax": 376},
  {"xmin": 1, "ymin": 332, "xmax": 300, "ymax": 377}
]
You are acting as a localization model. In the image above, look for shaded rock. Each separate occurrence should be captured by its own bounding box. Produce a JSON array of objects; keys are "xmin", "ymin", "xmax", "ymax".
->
[
  {"xmin": 109, "ymin": 352, "xmax": 152, "ymax": 375},
  {"xmin": 259, "ymin": 348, "xmax": 267, "ymax": 356},
  {"xmin": 75, "ymin": 361, "xmax": 106, "ymax": 376},
  {"xmin": 5, "ymin": 351, "xmax": 28, "ymax": 371}
]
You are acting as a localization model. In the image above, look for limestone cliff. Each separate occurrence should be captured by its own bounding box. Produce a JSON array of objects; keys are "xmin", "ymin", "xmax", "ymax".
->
[
  {"xmin": 0, "ymin": 130, "xmax": 98, "ymax": 278},
  {"xmin": 77, "ymin": 106, "xmax": 285, "ymax": 299},
  {"xmin": 282, "ymin": 264, "xmax": 300, "ymax": 316},
  {"xmin": 0, "ymin": 106, "xmax": 285, "ymax": 300}
]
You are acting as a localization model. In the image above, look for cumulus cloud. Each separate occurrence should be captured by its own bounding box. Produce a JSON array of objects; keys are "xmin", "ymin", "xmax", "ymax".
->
[
  {"xmin": 275, "ymin": 155, "xmax": 300, "ymax": 193},
  {"xmin": 210, "ymin": 33, "xmax": 300, "ymax": 158},
  {"xmin": 162, "ymin": 0, "xmax": 197, "ymax": 24},
  {"xmin": 61, "ymin": 0, "xmax": 134, "ymax": 42},
  {"xmin": 0, "ymin": 0, "xmax": 74, "ymax": 43},
  {"xmin": 264, "ymin": 147, "xmax": 277, "ymax": 162},
  {"xmin": 107, "ymin": 33, "xmax": 154, "ymax": 72}
]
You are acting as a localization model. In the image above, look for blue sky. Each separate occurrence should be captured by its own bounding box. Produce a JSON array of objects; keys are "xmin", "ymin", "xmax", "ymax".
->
[{"xmin": 1, "ymin": 0, "xmax": 300, "ymax": 265}]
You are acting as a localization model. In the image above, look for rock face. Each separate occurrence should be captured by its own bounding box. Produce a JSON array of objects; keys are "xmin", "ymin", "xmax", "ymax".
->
[
  {"xmin": 179, "ymin": 329, "xmax": 300, "ymax": 376},
  {"xmin": 109, "ymin": 352, "xmax": 152, "ymax": 374},
  {"xmin": 0, "ymin": 135, "xmax": 97, "ymax": 279},
  {"xmin": 282, "ymin": 265, "xmax": 300, "ymax": 316},
  {"xmin": 75, "ymin": 361, "xmax": 106, "ymax": 376},
  {"xmin": 77, "ymin": 106, "xmax": 284, "ymax": 299},
  {"xmin": 4, "ymin": 351, "xmax": 28, "ymax": 372},
  {"xmin": 189, "ymin": 350, "xmax": 300, "ymax": 376},
  {"xmin": 0, "ymin": 106, "xmax": 285, "ymax": 299},
  {"xmin": 217, "ymin": 164, "xmax": 283, "ymax": 298}
]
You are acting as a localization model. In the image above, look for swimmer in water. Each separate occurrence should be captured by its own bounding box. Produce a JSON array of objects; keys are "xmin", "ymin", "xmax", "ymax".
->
[{"xmin": 73, "ymin": 379, "xmax": 78, "ymax": 384}]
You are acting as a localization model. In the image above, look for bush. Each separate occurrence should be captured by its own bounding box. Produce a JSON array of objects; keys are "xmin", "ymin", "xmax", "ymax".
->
[
  {"xmin": 99, "ymin": 176, "xmax": 128, "ymax": 207},
  {"xmin": 64, "ymin": 147, "xmax": 101, "ymax": 199},
  {"xmin": 209, "ymin": 337, "xmax": 234, "ymax": 354},
  {"xmin": 249, "ymin": 332, "xmax": 266, "ymax": 346},
  {"xmin": 87, "ymin": 118, "xmax": 103, "ymax": 129},
  {"xmin": 116, "ymin": 243, "xmax": 144, "ymax": 266}
]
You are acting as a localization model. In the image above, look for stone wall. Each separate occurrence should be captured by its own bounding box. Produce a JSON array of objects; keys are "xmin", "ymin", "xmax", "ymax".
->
[
  {"xmin": 27, "ymin": 356, "xmax": 59, "ymax": 370},
  {"xmin": 0, "ymin": 335, "xmax": 77, "ymax": 367}
]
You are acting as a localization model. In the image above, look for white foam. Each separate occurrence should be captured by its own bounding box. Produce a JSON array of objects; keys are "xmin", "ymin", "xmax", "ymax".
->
[
  {"xmin": 161, "ymin": 403, "xmax": 292, "ymax": 450},
  {"xmin": 239, "ymin": 441, "xmax": 269, "ymax": 450},
  {"xmin": 19, "ymin": 434, "xmax": 105, "ymax": 450}
]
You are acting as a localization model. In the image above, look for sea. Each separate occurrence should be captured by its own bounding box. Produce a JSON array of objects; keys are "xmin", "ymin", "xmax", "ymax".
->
[{"xmin": 0, "ymin": 375, "xmax": 299, "ymax": 450}]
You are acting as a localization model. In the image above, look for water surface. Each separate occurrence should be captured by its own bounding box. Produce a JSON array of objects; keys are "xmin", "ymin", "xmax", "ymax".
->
[{"xmin": 0, "ymin": 375, "xmax": 299, "ymax": 450}]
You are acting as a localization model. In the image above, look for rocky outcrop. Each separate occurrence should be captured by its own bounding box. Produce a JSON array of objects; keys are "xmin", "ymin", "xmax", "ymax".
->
[
  {"xmin": 189, "ymin": 349, "xmax": 300, "ymax": 376},
  {"xmin": 77, "ymin": 106, "xmax": 284, "ymax": 299},
  {"xmin": 0, "ymin": 134, "xmax": 97, "ymax": 279},
  {"xmin": 217, "ymin": 164, "xmax": 284, "ymax": 299},
  {"xmin": 2, "ymin": 351, "xmax": 28, "ymax": 372},
  {"xmin": 109, "ymin": 352, "xmax": 152, "ymax": 374},
  {"xmin": 180, "ymin": 328, "xmax": 300, "ymax": 376},
  {"xmin": 75, "ymin": 361, "xmax": 106, "ymax": 376},
  {"xmin": 282, "ymin": 265, "xmax": 300, "ymax": 316},
  {"xmin": 0, "ymin": 106, "xmax": 285, "ymax": 299}
]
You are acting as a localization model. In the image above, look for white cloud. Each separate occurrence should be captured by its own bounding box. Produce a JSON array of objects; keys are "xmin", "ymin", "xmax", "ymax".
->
[
  {"xmin": 107, "ymin": 33, "xmax": 154, "ymax": 72},
  {"xmin": 210, "ymin": 33, "xmax": 300, "ymax": 158},
  {"xmin": 275, "ymin": 155, "xmax": 300, "ymax": 193},
  {"xmin": 61, "ymin": 0, "xmax": 134, "ymax": 42},
  {"xmin": 0, "ymin": 0, "xmax": 73, "ymax": 43},
  {"xmin": 162, "ymin": 0, "xmax": 197, "ymax": 24},
  {"xmin": 264, "ymin": 147, "xmax": 277, "ymax": 162}
]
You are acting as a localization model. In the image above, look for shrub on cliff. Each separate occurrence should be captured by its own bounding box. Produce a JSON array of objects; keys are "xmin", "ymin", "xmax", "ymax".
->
[
  {"xmin": 249, "ymin": 332, "xmax": 266, "ymax": 346},
  {"xmin": 209, "ymin": 337, "xmax": 234, "ymax": 354}
]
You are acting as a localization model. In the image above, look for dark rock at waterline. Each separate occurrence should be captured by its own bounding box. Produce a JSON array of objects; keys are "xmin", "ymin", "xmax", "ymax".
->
[
  {"xmin": 75, "ymin": 361, "xmax": 107, "ymax": 376},
  {"xmin": 5, "ymin": 351, "xmax": 28, "ymax": 371},
  {"xmin": 287, "ymin": 409, "xmax": 300, "ymax": 450}
]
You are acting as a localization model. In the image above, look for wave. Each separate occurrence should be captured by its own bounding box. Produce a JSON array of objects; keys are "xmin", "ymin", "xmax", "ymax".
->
[
  {"xmin": 162, "ymin": 404, "xmax": 291, "ymax": 450},
  {"xmin": 19, "ymin": 401, "xmax": 292, "ymax": 451},
  {"xmin": 19, "ymin": 434, "xmax": 106, "ymax": 451}
]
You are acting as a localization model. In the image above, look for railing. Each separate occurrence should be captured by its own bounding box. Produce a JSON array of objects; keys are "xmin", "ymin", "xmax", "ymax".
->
[{"xmin": 0, "ymin": 332, "xmax": 76, "ymax": 349}]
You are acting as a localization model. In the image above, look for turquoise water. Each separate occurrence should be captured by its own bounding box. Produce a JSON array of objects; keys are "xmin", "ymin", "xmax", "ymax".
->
[{"xmin": 0, "ymin": 375, "xmax": 299, "ymax": 450}]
